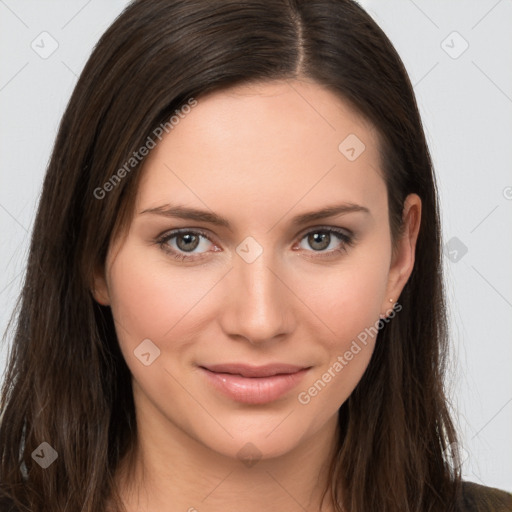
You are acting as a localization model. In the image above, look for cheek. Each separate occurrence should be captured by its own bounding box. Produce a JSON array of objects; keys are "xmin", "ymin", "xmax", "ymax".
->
[
  {"xmin": 106, "ymin": 244, "xmax": 219, "ymax": 358},
  {"xmin": 299, "ymin": 246, "xmax": 390, "ymax": 345}
]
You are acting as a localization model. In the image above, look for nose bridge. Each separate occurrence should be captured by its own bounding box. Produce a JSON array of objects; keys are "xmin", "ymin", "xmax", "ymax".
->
[{"xmin": 221, "ymin": 243, "xmax": 293, "ymax": 343}]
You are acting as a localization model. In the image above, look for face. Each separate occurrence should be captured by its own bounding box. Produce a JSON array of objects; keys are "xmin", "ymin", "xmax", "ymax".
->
[{"xmin": 94, "ymin": 79, "xmax": 420, "ymax": 462}]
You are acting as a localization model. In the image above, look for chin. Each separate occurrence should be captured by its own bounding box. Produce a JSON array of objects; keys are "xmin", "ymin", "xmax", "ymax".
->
[{"xmin": 192, "ymin": 410, "xmax": 325, "ymax": 463}]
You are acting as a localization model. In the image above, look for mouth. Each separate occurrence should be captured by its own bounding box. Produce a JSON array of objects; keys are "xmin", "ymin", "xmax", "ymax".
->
[{"xmin": 198, "ymin": 363, "xmax": 311, "ymax": 404}]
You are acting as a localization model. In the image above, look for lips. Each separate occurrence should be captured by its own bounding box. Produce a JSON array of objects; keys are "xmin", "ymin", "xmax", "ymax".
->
[
  {"xmin": 199, "ymin": 363, "xmax": 311, "ymax": 404},
  {"xmin": 201, "ymin": 363, "xmax": 308, "ymax": 378}
]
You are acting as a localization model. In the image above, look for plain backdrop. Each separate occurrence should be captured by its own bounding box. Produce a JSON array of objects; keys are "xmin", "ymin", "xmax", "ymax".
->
[{"xmin": 1, "ymin": 0, "xmax": 511, "ymax": 492}]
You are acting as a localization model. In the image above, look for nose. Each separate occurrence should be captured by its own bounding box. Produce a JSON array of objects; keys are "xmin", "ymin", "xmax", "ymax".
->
[{"xmin": 218, "ymin": 249, "xmax": 295, "ymax": 345}]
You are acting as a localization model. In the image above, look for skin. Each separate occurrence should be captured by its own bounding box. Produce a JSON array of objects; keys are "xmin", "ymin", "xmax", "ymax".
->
[{"xmin": 93, "ymin": 78, "xmax": 421, "ymax": 512}]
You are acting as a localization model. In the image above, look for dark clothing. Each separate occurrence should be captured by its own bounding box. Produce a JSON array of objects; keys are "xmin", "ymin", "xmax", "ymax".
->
[{"xmin": 458, "ymin": 481, "xmax": 512, "ymax": 511}]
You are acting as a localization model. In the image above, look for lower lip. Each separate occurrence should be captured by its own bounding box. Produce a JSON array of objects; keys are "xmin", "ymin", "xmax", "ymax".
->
[{"xmin": 200, "ymin": 367, "xmax": 310, "ymax": 404}]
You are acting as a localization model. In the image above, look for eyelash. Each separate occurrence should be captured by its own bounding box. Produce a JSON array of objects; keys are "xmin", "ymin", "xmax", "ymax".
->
[{"xmin": 155, "ymin": 226, "xmax": 355, "ymax": 262}]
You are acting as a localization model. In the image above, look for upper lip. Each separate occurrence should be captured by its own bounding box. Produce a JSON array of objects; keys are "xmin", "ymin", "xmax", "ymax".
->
[{"xmin": 201, "ymin": 363, "xmax": 309, "ymax": 378}]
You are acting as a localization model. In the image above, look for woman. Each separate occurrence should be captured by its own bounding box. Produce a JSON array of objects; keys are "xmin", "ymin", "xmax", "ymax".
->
[{"xmin": 0, "ymin": 0, "xmax": 510, "ymax": 511}]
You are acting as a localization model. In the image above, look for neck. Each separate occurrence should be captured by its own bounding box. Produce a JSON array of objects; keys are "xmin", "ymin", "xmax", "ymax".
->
[{"xmin": 113, "ymin": 406, "xmax": 340, "ymax": 512}]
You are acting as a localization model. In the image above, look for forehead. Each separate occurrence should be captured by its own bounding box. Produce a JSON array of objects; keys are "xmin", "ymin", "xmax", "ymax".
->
[
  {"xmin": 135, "ymin": 79, "xmax": 385, "ymax": 228},
  {"xmin": 159, "ymin": 79, "xmax": 378, "ymax": 158}
]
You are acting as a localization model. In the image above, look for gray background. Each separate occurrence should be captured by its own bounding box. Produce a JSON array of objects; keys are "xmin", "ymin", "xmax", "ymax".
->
[{"xmin": 1, "ymin": 0, "xmax": 511, "ymax": 491}]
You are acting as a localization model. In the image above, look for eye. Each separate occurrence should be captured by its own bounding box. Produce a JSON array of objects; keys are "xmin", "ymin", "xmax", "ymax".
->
[
  {"xmin": 156, "ymin": 226, "xmax": 355, "ymax": 262},
  {"xmin": 156, "ymin": 229, "xmax": 219, "ymax": 261},
  {"xmin": 295, "ymin": 227, "xmax": 354, "ymax": 257}
]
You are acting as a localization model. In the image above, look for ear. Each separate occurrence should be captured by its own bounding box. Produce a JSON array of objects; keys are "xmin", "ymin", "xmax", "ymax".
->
[
  {"xmin": 91, "ymin": 263, "xmax": 111, "ymax": 306},
  {"xmin": 381, "ymin": 193, "xmax": 422, "ymax": 314}
]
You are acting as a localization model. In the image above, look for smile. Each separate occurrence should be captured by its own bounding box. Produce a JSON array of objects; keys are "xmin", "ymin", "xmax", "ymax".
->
[{"xmin": 199, "ymin": 363, "xmax": 311, "ymax": 404}]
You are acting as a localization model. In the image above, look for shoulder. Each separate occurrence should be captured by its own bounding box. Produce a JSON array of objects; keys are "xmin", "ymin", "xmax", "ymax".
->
[{"xmin": 459, "ymin": 480, "xmax": 512, "ymax": 511}]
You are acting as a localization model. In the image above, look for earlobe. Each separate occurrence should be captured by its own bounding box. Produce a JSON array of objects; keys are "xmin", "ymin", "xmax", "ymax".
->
[
  {"xmin": 380, "ymin": 298, "xmax": 396, "ymax": 319},
  {"xmin": 381, "ymin": 193, "xmax": 422, "ymax": 313}
]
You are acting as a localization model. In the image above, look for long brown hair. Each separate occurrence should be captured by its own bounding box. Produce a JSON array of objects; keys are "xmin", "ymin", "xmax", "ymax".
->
[{"xmin": 0, "ymin": 0, "xmax": 462, "ymax": 510}]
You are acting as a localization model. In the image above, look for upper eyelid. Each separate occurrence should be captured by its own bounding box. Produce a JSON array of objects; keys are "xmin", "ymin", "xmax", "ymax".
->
[
  {"xmin": 158, "ymin": 227, "xmax": 214, "ymax": 240},
  {"xmin": 296, "ymin": 225, "xmax": 353, "ymax": 239}
]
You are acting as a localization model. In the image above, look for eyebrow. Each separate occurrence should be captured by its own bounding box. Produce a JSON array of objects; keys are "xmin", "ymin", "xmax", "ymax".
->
[{"xmin": 139, "ymin": 202, "xmax": 370, "ymax": 229}]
